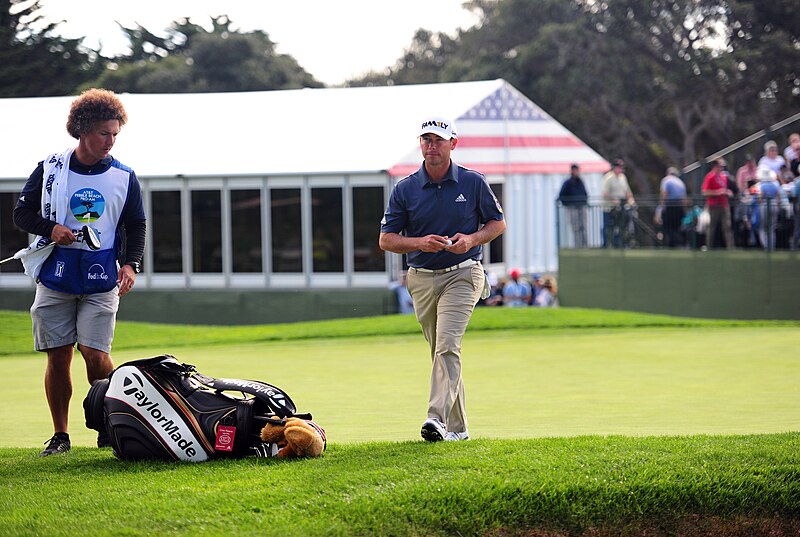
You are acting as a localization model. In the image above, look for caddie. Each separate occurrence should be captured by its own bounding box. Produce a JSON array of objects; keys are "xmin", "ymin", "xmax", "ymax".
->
[{"xmin": 13, "ymin": 88, "xmax": 146, "ymax": 456}]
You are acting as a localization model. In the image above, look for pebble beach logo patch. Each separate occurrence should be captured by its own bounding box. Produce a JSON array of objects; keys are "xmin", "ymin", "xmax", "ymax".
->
[{"xmin": 70, "ymin": 188, "xmax": 105, "ymax": 223}]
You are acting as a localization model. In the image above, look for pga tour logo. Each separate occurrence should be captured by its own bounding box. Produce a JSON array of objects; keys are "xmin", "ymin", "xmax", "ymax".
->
[{"xmin": 106, "ymin": 366, "xmax": 208, "ymax": 462}]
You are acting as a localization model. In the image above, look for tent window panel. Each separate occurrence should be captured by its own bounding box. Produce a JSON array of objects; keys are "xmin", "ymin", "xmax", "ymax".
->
[
  {"xmin": 191, "ymin": 190, "xmax": 222, "ymax": 273},
  {"xmin": 311, "ymin": 187, "xmax": 343, "ymax": 273},
  {"xmin": 151, "ymin": 190, "xmax": 183, "ymax": 273},
  {"xmin": 352, "ymin": 186, "xmax": 385, "ymax": 272},
  {"xmin": 231, "ymin": 189, "xmax": 262, "ymax": 273},
  {"xmin": 489, "ymin": 183, "xmax": 504, "ymax": 264},
  {"xmin": 271, "ymin": 188, "xmax": 302, "ymax": 273},
  {"xmin": 0, "ymin": 192, "xmax": 26, "ymax": 273}
]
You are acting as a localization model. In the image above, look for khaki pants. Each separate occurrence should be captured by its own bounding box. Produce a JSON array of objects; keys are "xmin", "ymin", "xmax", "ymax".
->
[
  {"xmin": 406, "ymin": 264, "xmax": 485, "ymax": 433},
  {"xmin": 707, "ymin": 205, "xmax": 734, "ymax": 249}
]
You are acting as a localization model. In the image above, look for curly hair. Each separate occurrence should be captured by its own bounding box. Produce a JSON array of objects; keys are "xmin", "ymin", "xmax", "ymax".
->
[
  {"xmin": 542, "ymin": 275, "xmax": 558, "ymax": 295},
  {"xmin": 66, "ymin": 88, "xmax": 128, "ymax": 139}
]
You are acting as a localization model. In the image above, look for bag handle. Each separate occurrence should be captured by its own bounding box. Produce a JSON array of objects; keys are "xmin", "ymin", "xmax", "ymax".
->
[
  {"xmin": 117, "ymin": 354, "xmax": 297, "ymax": 418},
  {"xmin": 192, "ymin": 373, "xmax": 297, "ymax": 418}
]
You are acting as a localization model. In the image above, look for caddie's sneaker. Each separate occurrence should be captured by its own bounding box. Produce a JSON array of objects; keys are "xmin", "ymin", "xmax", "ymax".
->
[
  {"xmin": 444, "ymin": 430, "xmax": 470, "ymax": 441},
  {"xmin": 40, "ymin": 433, "xmax": 71, "ymax": 457},
  {"xmin": 421, "ymin": 418, "xmax": 446, "ymax": 442}
]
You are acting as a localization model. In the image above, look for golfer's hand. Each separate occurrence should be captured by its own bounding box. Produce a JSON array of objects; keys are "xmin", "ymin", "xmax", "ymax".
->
[
  {"xmin": 51, "ymin": 224, "xmax": 76, "ymax": 245},
  {"xmin": 444, "ymin": 233, "xmax": 471, "ymax": 254},
  {"xmin": 117, "ymin": 264, "xmax": 136, "ymax": 297},
  {"xmin": 419, "ymin": 235, "xmax": 452, "ymax": 252}
]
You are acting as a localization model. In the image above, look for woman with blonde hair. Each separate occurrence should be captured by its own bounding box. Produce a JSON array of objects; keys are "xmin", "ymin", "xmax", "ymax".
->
[
  {"xmin": 534, "ymin": 275, "xmax": 558, "ymax": 307},
  {"xmin": 758, "ymin": 140, "xmax": 786, "ymax": 175}
]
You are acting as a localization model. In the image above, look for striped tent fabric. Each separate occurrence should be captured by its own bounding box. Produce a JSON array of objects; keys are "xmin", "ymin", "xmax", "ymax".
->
[{"xmin": 389, "ymin": 81, "xmax": 607, "ymax": 177}]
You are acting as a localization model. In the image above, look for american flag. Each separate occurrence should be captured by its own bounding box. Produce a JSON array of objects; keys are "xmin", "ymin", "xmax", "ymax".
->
[{"xmin": 389, "ymin": 81, "xmax": 608, "ymax": 177}]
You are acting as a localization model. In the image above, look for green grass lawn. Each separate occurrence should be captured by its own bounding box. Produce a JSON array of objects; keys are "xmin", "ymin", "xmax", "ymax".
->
[
  {"xmin": 2, "ymin": 435, "xmax": 798, "ymax": 536},
  {"xmin": 1, "ymin": 308, "xmax": 798, "ymax": 536},
  {"xmin": 2, "ymin": 322, "xmax": 797, "ymax": 447}
]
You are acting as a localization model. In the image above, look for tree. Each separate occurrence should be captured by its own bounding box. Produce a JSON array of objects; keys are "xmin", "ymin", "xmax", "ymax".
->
[
  {"xmin": 85, "ymin": 16, "xmax": 322, "ymax": 93},
  {"xmin": 724, "ymin": 0, "xmax": 800, "ymax": 127},
  {"xmin": 0, "ymin": 0, "xmax": 103, "ymax": 97},
  {"xmin": 346, "ymin": 0, "xmax": 799, "ymax": 195}
]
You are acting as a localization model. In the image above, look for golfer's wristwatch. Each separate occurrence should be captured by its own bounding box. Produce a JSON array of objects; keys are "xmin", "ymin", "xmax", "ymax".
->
[{"xmin": 126, "ymin": 261, "xmax": 142, "ymax": 274}]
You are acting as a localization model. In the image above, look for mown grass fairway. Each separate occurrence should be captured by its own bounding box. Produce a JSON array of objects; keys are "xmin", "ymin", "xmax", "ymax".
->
[{"xmin": 1, "ymin": 308, "xmax": 798, "ymax": 536}]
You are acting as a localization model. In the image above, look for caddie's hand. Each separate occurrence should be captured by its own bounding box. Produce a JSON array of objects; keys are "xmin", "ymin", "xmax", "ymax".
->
[
  {"xmin": 51, "ymin": 224, "xmax": 76, "ymax": 246},
  {"xmin": 117, "ymin": 264, "xmax": 136, "ymax": 297}
]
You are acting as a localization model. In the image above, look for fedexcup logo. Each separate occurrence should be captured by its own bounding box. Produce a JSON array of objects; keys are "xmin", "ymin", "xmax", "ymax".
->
[
  {"xmin": 107, "ymin": 366, "xmax": 207, "ymax": 461},
  {"xmin": 87, "ymin": 263, "xmax": 109, "ymax": 281}
]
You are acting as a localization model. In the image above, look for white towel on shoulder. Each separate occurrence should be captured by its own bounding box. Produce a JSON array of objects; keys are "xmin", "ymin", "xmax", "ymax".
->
[{"xmin": 17, "ymin": 148, "xmax": 74, "ymax": 279}]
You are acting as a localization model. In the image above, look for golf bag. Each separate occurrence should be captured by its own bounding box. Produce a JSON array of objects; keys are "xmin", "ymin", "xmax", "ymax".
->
[{"xmin": 84, "ymin": 354, "xmax": 304, "ymax": 461}]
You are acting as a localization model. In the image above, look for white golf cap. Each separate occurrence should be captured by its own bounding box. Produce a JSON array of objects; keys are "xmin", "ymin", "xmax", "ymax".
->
[{"xmin": 419, "ymin": 117, "xmax": 457, "ymax": 140}]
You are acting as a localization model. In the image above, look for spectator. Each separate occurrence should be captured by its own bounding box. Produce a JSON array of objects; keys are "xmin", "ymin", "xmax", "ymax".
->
[
  {"xmin": 701, "ymin": 158, "xmax": 734, "ymax": 249},
  {"xmin": 389, "ymin": 272, "xmax": 414, "ymax": 314},
  {"xmin": 735, "ymin": 154, "xmax": 758, "ymax": 194},
  {"xmin": 783, "ymin": 133, "xmax": 800, "ymax": 164},
  {"xmin": 777, "ymin": 170, "xmax": 795, "ymax": 249},
  {"xmin": 479, "ymin": 271, "xmax": 504, "ymax": 306},
  {"xmin": 655, "ymin": 167, "xmax": 688, "ymax": 248},
  {"xmin": 793, "ymin": 174, "xmax": 800, "ymax": 250},
  {"xmin": 758, "ymin": 140, "xmax": 786, "ymax": 175},
  {"xmin": 745, "ymin": 179, "xmax": 764, "ymax": 248},
  {"xmin": 722, "ymin": 161, "xmax": 740, "ymax": 248},
  {"xmin": 534, "ymin": 275, "xmax": 558, "ymax": 307},
  {"xmin": 502, "ymin": 268, "xmax": 532, "ymax": 307},
  {"xmin": 791, "ymin": 153, "xmax": 800, "ymax": 179},
  {"xmin": 734, "ymin": 175, "xmax": 755, "ymax": 248},
  {"xmin": 756, "ymin": 166, "xmax": 782, "ymax": 250},
  {"xmin": 601, "ymin": 158, "xmax": 635, "ymax": 248},
  {"xmin": 530, "ymin": 273, "xmax": 543, "ymax": 305},
  {"xmin": 557, "ymin": 163, "xmax": 589, "ymax": 248}
]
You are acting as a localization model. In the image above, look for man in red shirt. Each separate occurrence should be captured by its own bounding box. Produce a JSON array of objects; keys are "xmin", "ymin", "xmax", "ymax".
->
[{"xmin": 701, "ymin": 158, "xmax": 734, "ymax": 249}]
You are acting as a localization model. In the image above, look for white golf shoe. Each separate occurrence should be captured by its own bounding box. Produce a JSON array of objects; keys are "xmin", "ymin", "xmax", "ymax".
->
[
  {"xmin": 420, "ymin": 418, "xmax": 446, "ymax": 442},
  {"xmin": 444, "ymin": 430, "xmax": 470, "ymax": 441}
]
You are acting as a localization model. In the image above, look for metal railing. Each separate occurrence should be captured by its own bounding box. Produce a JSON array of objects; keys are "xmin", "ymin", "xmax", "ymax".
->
[
  {"xmin": 557, "ymin": 195, "xmax": 800, "ymax": 251},
  {"xmin": 682, "ymin": 112, "xmax": 800, "ymax": 196}
]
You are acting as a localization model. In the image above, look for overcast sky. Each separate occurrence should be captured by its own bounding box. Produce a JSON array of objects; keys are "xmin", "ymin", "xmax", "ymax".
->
[{"xmin": 31, "ymin": 0, "xmax": 479, "ymax": 85}]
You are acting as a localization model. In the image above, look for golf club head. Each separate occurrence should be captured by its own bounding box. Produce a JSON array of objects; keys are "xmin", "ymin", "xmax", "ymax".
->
[{"xmin": 82, "ymin": 226, "xmax": 101, "ymax": 250}]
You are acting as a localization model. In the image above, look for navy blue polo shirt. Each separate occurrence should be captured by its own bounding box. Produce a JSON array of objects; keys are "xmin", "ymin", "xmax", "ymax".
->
[{"xmin": 380, "ymin": 161, "xmax": 504, "ymax": 269}]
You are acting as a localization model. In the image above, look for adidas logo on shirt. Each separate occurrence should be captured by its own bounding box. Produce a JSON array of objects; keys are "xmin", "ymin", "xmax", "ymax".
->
[{"xmin": 455, "ymin": 194, "xmax": 467, "ymax": 203}]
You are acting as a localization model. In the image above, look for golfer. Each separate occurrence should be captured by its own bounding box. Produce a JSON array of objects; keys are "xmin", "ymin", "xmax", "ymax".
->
[
  {"xmin": 13, "ymin": 88, "xmax": 146, "ymax": 456},
  {"xmin": 379, "ymin": 117, "xmax": 505, "ymax": 442}
]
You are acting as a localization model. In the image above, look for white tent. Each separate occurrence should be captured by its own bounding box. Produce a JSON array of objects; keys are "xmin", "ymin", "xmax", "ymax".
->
[{"xmin": 0, "ymin": 79, "xmax": 608, "ymax": 287}]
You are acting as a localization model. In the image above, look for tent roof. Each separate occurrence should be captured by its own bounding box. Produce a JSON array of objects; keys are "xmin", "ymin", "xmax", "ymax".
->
[{"xmin": 1, "ymin": 79, "xmax": 608, "ymax": 180}]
